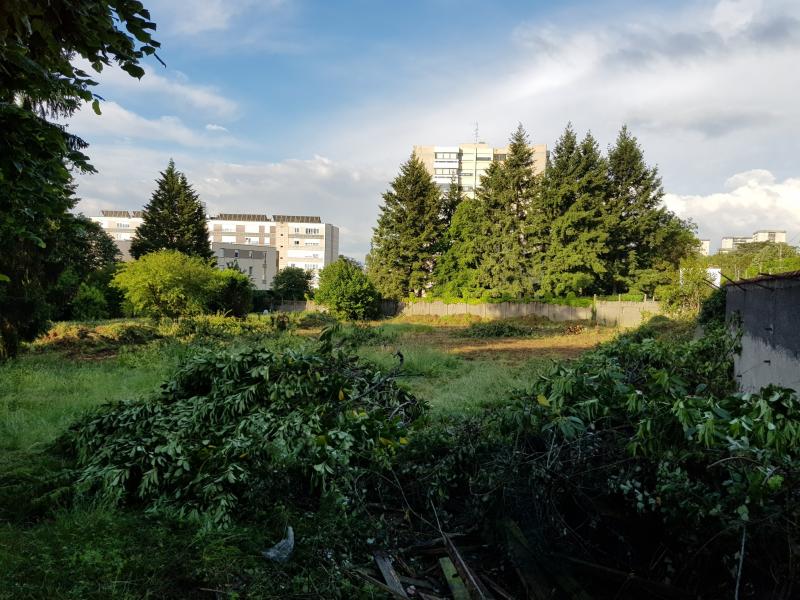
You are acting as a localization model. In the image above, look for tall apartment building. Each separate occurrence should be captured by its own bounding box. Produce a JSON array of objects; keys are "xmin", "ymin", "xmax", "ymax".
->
[
  {"xmin": 90, "ymin": 211, "xmax": 340, "ymax": 288},
  {"xmin": 413, "ymin": 141, "xmax": 547, "ymax": 197},
  {"xmin": 719, "ymin": 230, "xmax": 787, "ymax": 254}
]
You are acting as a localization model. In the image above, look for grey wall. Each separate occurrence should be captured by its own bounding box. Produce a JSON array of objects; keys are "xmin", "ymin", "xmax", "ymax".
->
[
  {"xmin": 726, "ymin": 276, "xmax": 800, "ymax": 392},
  {"xmin": 274, "ymin": 299, "xmax": 661, "ymax": 327}
]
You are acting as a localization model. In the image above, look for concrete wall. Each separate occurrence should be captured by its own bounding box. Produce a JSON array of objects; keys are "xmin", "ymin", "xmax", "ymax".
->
[
  {"xmin": 726, "ymin": 276, "xmax": 800, "ymax": 392},
  {"xmin": 274, "ymin": 298, "xmax": 661, "ymax": 327}
]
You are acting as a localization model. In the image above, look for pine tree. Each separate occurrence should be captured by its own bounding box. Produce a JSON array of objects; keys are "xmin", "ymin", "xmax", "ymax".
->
[
  {"xmin": 538, "ymin": 128, "xmax": 608, "ymax": 296},
  {"xmin": 130, "ymin": 160, "xmax": 212, "ymax": 260},
  {"xmin": 433, "ymin": 195, "xmax": 485, "ymax": 299},
  {"xmin": 475, "ymin": 124, "xmax": 538, "ymax": 298},
  {"xmin": 601, "ymin": 126, "xmax": 665, "ymax": 292},
  {"xmin": 366, "ymin": 153, "xmax": 444, "ymax": 299}
]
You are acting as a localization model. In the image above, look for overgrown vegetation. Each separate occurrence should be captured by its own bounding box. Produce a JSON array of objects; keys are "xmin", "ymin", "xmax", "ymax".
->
[{"xmin": 65, "ymin": 331, "xmax": 425, "ymax": 526}]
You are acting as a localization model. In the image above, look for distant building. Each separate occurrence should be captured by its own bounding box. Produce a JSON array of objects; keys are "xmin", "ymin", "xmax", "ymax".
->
[
  {"xmin": 413, "ymin": 141, "xmax": 547, "ymax": 197},
  {"xmin": 213, "ymin": 243, "xmax": 278, "ymax": 291},
  {"xmin": 93, "ymin": 210, "xmax": 144, "ymax": 241},
  {"xmin": 720, "ymin": 230, "xmax": 786, "ymax": 253},
  {"xmin": 91, "ymin": 210, "xmax": 340, "ymax": 287},
  {"xmin": 700, "ymin": 239, "xmax": 711, "ymax": 256}
]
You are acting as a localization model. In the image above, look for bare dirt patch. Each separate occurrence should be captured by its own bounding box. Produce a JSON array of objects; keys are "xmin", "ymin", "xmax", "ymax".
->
[{"xmin": 403, "ymin": 327, "xmax": 616, "ymax": 363}]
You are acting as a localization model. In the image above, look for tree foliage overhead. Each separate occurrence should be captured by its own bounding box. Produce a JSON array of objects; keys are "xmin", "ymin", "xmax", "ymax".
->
[
  {"xmin": 366, "ymin": 154, "xmax": 447, "ymax": 299},
  {"xmin": 0, "ymin": 0, "xmax": 160, "ymax": 357},
  {"xmin": 130, "ymin": 160, "xmax": 212, "ymax": 260}
]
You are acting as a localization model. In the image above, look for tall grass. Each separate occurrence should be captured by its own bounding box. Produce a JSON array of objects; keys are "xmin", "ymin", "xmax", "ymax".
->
[{"xmin": 0, "ymin": 343, "xmax": 184, "ymax": 452}]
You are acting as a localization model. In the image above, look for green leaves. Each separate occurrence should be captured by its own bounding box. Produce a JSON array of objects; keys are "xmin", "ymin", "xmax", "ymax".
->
[{"xmin": 65, "ymin": 340, "xmax": 426, "ymax": 526}]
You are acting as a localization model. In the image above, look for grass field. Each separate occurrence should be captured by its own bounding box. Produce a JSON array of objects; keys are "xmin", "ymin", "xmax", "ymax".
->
[{"xmin": 0, "ymin": 314, "xmax": 616, "ymax": 598}]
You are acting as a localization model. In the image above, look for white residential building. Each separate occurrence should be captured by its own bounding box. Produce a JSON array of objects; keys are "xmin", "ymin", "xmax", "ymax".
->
[
  {"xmin": 413, "ymin": 141, "xmax": 547, "ymax": 197},
  {"xmin": 91, "ymin": 211, "xmax": 340, "ymax": 287},
  {"xmin": 719, "ymin": 230, "xmax": 787, "ymax": 253}
]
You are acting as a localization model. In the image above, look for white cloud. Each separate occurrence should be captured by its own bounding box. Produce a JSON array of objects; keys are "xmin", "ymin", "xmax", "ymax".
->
[
  {"xmin": 205, "ymin": 123, "xmax": 229, "ymax": 132},
  {"xmin": 82, "ymin": 60, "xmax": 238, "ymax": 119},
  {"xmin": 664, "ymin": 170, "xmax": 800, "ymax": 250},
  {"xmin": 67, "ymin": 102, "xmax": 236, "ymax": 148}
]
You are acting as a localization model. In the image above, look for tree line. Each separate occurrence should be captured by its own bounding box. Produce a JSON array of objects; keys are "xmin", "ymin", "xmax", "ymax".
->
[{"xmin": 367, "ymin": 124, "xmax": 699, "ymax": 301}]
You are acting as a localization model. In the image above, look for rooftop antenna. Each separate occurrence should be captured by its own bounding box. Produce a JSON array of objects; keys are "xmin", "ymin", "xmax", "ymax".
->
[{"xmin": 473, "ymin": 121, "xmax": 479, "ymax": 144}]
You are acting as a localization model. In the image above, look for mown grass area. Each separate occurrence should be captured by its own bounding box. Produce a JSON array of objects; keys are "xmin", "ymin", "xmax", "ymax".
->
[{"xmin": 0, "ymin": 313, "xmax": 628, "ymax": 598}]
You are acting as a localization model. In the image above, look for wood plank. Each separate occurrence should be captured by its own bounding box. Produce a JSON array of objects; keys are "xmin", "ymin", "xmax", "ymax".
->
[
  {"xmin": 374, "ymin": 551, "xmax": 409, "ymax": 598},
  {"xmin": 443, "ymin": 534, "xmax": 493, "ymax": 599},
  {"xmin": 439, "ymin": 557, "xmax": 471, "ymax": 600}
]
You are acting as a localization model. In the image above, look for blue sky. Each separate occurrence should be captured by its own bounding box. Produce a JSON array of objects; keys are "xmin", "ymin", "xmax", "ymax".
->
[{"xmin": 69, "ymin": 0, "xmax": 800, "ymax": 258}]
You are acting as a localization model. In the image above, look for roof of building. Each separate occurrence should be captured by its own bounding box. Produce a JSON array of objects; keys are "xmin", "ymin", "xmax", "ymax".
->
[
  {"xmin": 734, "ymin": 270, "xmax": 800, "ymax": 285},
  {"xmin": 100, "ymin": 210, "xmax": 132, "ymax": 218},
  {"xmin": 131, "ymin": 210, "xmax": 143, "ymax": 218},
  {"xmin": 211, "ymin": 213, "xmax": 271, "ymax": 222},
  {"xmin": 273, "ymin": 215, "xmax": 322, "ymax": 223}
]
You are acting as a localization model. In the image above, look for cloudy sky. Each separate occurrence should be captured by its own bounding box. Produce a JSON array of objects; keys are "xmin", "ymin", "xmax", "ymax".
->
[{"xmin": 68, "ymin": 0, "xmax": 800, "ymax": 258}]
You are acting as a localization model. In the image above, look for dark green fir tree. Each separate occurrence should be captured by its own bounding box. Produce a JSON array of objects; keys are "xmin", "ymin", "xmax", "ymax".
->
[
  {"xmin": 366, "ymin": 153, "xmax": 445, "ymax": 299},
  {"xmin": 538, "ymin": 127, "xmax": 608, "ymax": 296},
  {"xmin": 130, "ymin": 160, "xmax": 212, "ymax": 260}
]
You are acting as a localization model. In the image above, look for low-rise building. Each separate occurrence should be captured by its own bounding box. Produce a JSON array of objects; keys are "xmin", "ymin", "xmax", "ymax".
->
[{"xmin": 212, "ymin": 243, "xmax": 278, "ymax": 291}]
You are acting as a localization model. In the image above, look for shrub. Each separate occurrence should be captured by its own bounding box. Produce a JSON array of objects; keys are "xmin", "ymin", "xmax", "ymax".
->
[
  {"xmin": 112, "ymin": 250, "xmax": 217, "ymax": 318},
  {"xmin": 315, "ymin": 258, "xmax": 381, "ymax": 321},
  {"xmin": 458, "ymin": 320, "xmax": 534, "ymax": 338},
  {"xmin": 65, "ymin": 338, "xmax": 425, "ymax": 526},
  {"xmin": 71, "ymin": 283, "xmax": 109, "ymax": 321},
  {"xmin": 271, "ymin": 266, "xmax": 312, "ymax": 301},
  {"xmin": 209, "ymin": 269, "xmax": 253, "ymax": 317},
  {"xmin": 698, "ymin": 284, "xmax": 727, "ymax": 327},
  {"xmin": 32, "ymin": 321, "xmax": 160, "ymax": 354}
]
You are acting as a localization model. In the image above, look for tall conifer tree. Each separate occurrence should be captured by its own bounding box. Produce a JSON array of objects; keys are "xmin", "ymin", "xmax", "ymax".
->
[
  {"xmin": 475, "ymin": 124, "xmax": 538, "ymax": 298},
  {"xmin": 601, "ymin": 126, "xmax": 665, "ymax": 292},
  {"xmin": 130, "ymin": 160, "xmax": 212, "ymax": 260},
  {"xmin": 538, "ymin": 128, "xmax": 608, "ymax": 295},
  {"xmin": 366, "ymin": 153, "xmax": 444, "ymax": 299}
]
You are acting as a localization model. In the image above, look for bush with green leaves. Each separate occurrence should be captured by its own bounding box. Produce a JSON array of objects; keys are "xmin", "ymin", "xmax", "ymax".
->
[
  {"xmin": 315, "ymin": 257, "xmax": 381, "ymax": 320},
  {"xmin": 70, "ymin": 283, "xmax": 109, "ymax": 321},
  {"xmin": 112, "ymin": 250, "xmax": 217, "ymax": 318},
  {"xmin": 457, "ymin": 320, "xmax": 534, "ymax": 338},
  {"xmin": 390, "ymin": 325, "xmax": 799, "ymax": 594},
  {"xmin": 271, "ymin": 266, "xmax": 312, "ymax": 301},
  {"xmin": 65, "ymin": 335, "xmax": 426, "ymax": 526},
  {"xmin": 209, "ymin": 268, "xmax": 253, "ymax": 317}
]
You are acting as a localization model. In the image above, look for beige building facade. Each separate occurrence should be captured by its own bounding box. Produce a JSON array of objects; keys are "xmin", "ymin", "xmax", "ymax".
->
[
  {"xmin": 413, "ymin": 141, "xmax": 547, "ymax": 197},
  {"xmin": 91, "ymin": 211, "xmax": 340, "ymax": 287}
]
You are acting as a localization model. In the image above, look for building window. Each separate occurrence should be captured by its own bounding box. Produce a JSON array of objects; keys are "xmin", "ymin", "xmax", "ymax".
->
[
  {"xmin": 459, "ymin": 171, "xmax": 473, "ymax": 177},
  {"xmin": 769, "ymin": 233, "xmax": 776, "ymax": 242},
  {"xmin": 477, "ymin": 156, "xmax": 491, "ymax": 161},
  {"xmin": 248, "ymin": 251, "xmax": 253, "ymax": 258},
  {"xmin": 293, "ymin": 240, "xmax": 300, "ymax": 245},
  {"xmin": 293, "ymin": 227, "xmax": 300, "ymax": 233},
  {"xmin": 494, "ymin": 154, "xmax": 507, "ymax": 161},
  {"xmin": 117, "ymin": 222, "xmax": 130, "ymax": 228},
  {"xmin": 305, "ymin": 227, "xmax": 319, "ymax": 234},
  {"xmin": 234, "ymin": 249, "xmax": 239, "ymax": 258},
  {"xmin": 435, "ymin": 152, "xmax": 459, "ymax": 159},
  {"xmin": 248, "ymin": 266, "xmax": 253, "ymax": 276},
  {"xmin": 435, "ymin": 168, "xmax": 458, "ymax": 175}
]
